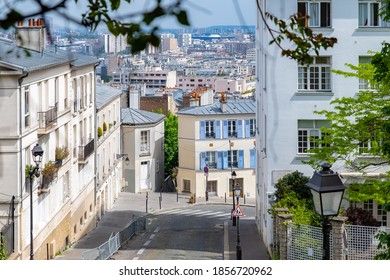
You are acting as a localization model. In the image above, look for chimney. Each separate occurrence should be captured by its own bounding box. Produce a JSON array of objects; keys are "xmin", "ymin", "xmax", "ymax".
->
[
  {"xmin": 15, "ymin": 18, "xmax": 47, "ymax": 53},
  {"xmin": 220, "ymin": 92, "xmax": 227, "ymax": 113}
]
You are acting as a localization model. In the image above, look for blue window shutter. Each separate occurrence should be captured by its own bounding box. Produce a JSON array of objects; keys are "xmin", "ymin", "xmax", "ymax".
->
[
  {"xmin": 238, "ymin": 150, "xmax": 244, "ymax": 168},
  {"xmin": 245, "ymin": 119, "xmax": 250, "ymax": 138},
  {"xmin": 200, "ymin": 121, "xmax": 205, "ymax": 140},
  {"xmin": 216, "ymin": 120, "xmax": 221, "ymax": 139},
  {"xmin": 217, "ymin": 151, "xmax": 223, "ymax": 169},
  {"xmin": 200, "ymin": 152, "xmax": 206, "ymax": 170},
  {"xmin": 250, "ymin": 149, "xmax": 256, "ymax": 168},
  {"xmin": 238, "ymin": 120, "xmax": 243, "ymax": 138},
  {"xmin": 223, "ymin": 151, "xmax": 228, "ymax": 169},
  {"xmin": 223, "ymin": 120, "xmax": 228, "ymax": 139}
]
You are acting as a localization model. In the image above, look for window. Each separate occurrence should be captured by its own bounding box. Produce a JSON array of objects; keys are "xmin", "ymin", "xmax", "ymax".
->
[
  {"xmin": 249, "ymin": 119, "xmax": 256, "ymax": 137},
  {"xmin": 228, "ymin": 120, "xmax": 237, "ymax": 137},
  {"xmin": 24, "ymin": 86, "xmax": 30, "ymax": 128},
  {"xmin": 205, "ymin": 151, "xmax": 217, "ymax": 169},
  {"xmin": 298, "ymin": 56, "xmax": 331, "ymax": 91},
  {"xmin": 297, "ymin": 120, "xmax": 329, "ymax": 154},
  {"xmin": 358, "ymin": 1, "xmax": 390, "ymax": 27},
  {"xmin": 205, "ymin": 121, "xmax": 215, "ymax": 138},
  {"xmin": 228, "ymin": 150, "xmax": 238, "ymax": 168},
  {"xmin": 358, "ymin": 56, "xmax": 376, "ymax": 90},
  {"xmin": 377, "ymin": 204, "xmax": 388, "ymax": 226},
  {"xmin": 298, "ymin": 1, "xmax": 331, "ymax": 28},
  {"xmin": 140, "ymin": 130, "xmax": 150, "ymax": 153}
]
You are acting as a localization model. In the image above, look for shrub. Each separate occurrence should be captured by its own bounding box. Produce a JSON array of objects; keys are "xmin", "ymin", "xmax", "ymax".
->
[
  {"xmin": 103, "ymin": 122, "xmax": 107, "ymax": 132},
  {"xmin": 344, "ymin": 206, "xmax": 381, "ymax": 226},
  {"xmin": 55, "ymin": 146, "xmax": 69, "ymax": 160},
  {"xmin": 41, "ymin": 161, "xmax": 59, "ymax": 185},
  {"xmin": 97, "ymin": 126, "xmax": 103, "ymax": 138}
]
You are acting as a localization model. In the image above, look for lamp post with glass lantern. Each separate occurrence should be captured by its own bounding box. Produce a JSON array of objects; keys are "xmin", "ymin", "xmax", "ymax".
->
[
  {"xmin": 28, "ymin": 143, "xmax": 44, "ymax": 260},
  {"xmin": 235, "ymin": 183, "xmax": 242, "ymax": 260},
  {"xmin": 204, "ymin": 157, "xmax": 209, "ymax": 201},
  {"xmin": 231, "ymin": 170, "xmax": 237, "ymax": 226},
  {"xmin": 306, "ymin": 162, "xmax": 346, "ymax": 260}
]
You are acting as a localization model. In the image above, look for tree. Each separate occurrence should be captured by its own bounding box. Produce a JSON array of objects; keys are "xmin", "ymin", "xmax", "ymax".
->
[
  {"xmin": 0, "ymin": 234, "xmax": 7, "ymax": 260},
  {"xmin": 163, "ymin": 111, "xmax": 178, "ymax": 178}
]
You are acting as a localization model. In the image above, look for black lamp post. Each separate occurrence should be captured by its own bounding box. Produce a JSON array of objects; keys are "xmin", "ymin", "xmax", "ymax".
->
[
  {"xmin": 306, "ymin": 162, "xmax": 346, "ymax": 260},
  {"xmin": 205, "ymin": 157, "xmax": 209, "ymax": 201},
  {"xmin": 29, "ymin": 143, "xmax": 44, "ymax": 260},
  {"xmin": 235, "ymin": 183, "xmax": 242, "ymax": 260},
  {"xmin": 231, "ymin": 170, "xmax": 237, "ymax": 226}
]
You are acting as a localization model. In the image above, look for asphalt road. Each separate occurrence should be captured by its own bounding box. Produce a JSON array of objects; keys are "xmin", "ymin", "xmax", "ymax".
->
[{"xmin": 113, "ymin": 205, "xmax": 253, "ymax": 260}]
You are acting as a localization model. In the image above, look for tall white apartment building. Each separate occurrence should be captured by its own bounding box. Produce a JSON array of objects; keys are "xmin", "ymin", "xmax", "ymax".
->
[
  {"xmin": 256, "ymin": 0, "xmax": 390, "ymax": 251},
  {"xmin": 102, "ymin": 33, "xmax": 127, "ymax": 54},
  {"xmin": 178, "ymin": 33, "xmax": 192, "ymax": 48},
  {"xmin": 0, "ymin": 20, "xmax": 98, "ymax": 259}
]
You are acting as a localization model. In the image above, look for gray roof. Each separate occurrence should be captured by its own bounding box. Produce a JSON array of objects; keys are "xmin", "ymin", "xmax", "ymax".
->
[
  {"xmin": 177, "ymin": 99, "xmax": 256, "ymax": 116},
  {"xmin": 0, "ymin": 38, "xmax": 98, "ymax": 72},
  {"xmin": 96, "ymin": 83, "xmax": 122, "ymax": 110},
  {"xmin": 121, "ymin": 108, "xmax": 165, "ymax": 126}
]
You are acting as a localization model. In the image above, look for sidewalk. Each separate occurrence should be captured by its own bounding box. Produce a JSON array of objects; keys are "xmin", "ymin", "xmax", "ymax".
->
[{"xmin": 55, "ymin": 191, "xmax": 269, "ymax": 260}]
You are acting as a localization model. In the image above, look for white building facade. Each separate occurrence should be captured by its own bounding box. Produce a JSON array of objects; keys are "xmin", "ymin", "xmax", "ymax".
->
[{"xmin": 256, "ymin": 0, "xmax": 390, "ymax": 252}]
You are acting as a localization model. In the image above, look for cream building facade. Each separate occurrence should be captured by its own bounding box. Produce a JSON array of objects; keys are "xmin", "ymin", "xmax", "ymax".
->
[
  {"xmin": 177, "ymin": 99, "xmax": 256, "ymax": 198},
  {"xmin": 0, "ymin": 21, "xmax": 98, "ymax": 259},
  {"xmin": 95, "ymin": 83, "xmax": 122, "ymax": 221}
]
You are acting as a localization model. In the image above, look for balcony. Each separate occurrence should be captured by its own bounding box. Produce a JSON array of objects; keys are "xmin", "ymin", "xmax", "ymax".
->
[
  {"xmin": 78, "ymin": 138, "xmax": 94, "ymax": 164},
  {"xmin": 206, "ymin": 132, "xmax": 215, "ymax": 139},
  {"xmin": 228, "ymin": 131, "xmax": 238, "ymax": 138},
  {"xmin": 37, "ymin": 103, "xmax": 58, "ymax": 135}
]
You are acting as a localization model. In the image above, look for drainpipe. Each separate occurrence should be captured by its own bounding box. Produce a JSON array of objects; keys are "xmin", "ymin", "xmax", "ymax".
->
[
  {"xmin": 93, "ymin": 61, "xmax": 100, "ymax": 208},
  {"xmin": 18, "ymin": 71, "xmax": 28, "ymax": 258}
]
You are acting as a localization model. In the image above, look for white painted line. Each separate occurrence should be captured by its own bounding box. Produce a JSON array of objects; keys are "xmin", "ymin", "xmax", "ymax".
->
[
  {"xmin": 224, "ymin": 221, "xmax": 229, "ymax": 260},
  {"xmin": 133, "ymin": 257, "xmax": 139, "ymax": 260},
  {"xmin": 154, "ymin": 227, "xmax": 160, "ymax": 233},
  {"xmin": 144, "ymin": 240, "xmax": 151, "ymax": 246},
  {"xmin": 137, "ymin": 248, "xmax": 145, "ymax": 255},
  {"xmin": 149, "ymin": 234, "xmax": 156, "ymax": 240},
  {"xmin": 213, "ymin": 213, "xmax": 232, "ymax": 217}
]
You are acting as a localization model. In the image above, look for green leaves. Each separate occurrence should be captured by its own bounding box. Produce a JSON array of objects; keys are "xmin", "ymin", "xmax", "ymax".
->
[{"xmin": 265, "ymin": 12, "xmax": 337, "ymax": 65}]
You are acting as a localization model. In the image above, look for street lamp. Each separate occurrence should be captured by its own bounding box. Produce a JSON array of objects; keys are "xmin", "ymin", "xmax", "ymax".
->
[
  {"xmin": 29, "ymin": 143, "xmax": 44, "ymax": 260},
  {"xmin": 204, "ymin": 157, "xmax": 209, "ymax": 201},
  {"xmin": 306, "ymin": 162, "xmax": 346, "ymax": 260},
  {"xmin": 116, "ymin": 153, "xmax": 129, "ymax": 165},
  {"xmin": 235, "ymin": 183, "xmax": 242, "ymax": 260},
  {"xmin": 231, "ymin": 170, "xmax": 237, "ymax": 226}
]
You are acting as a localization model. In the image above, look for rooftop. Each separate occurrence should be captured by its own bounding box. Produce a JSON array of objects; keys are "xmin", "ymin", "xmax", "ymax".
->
[
  {"xmin": 177, "ymin": 99, "xmax": 255, "ymax": 116},
  {"xmin": 96, "ymin": 83, "xmax": 122, "ymax": 110},
  {"xmin": 121, "ymin": 108, "xmax": 165, "ymax": 126}
]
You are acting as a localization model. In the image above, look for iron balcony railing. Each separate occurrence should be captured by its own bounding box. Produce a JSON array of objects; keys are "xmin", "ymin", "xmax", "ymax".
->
[
  {"xmin": 206, "ymin": 132, "xmax": 215, "ymax": 138},
  {"xmin": 78, "ymin": 138, "xmax": 94, "ymax": 162},
  {"xmin": 38, "ymin": 103, "xmax": 58, "ymax": 129}
]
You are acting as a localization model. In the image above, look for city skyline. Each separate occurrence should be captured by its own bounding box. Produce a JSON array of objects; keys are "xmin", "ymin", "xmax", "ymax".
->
[{"xmin": 8, "ymin": 0, "xmax": 256, "ymax": 30}]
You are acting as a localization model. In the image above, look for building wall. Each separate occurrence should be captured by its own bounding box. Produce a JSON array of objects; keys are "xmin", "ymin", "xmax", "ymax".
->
[
  {"xmin": 177, "ymin": 112, "xmax": 256, "ymax": 198},
  {"xmin": 256, "ymin": 0, "xmax": 390, "ymax": 250}
]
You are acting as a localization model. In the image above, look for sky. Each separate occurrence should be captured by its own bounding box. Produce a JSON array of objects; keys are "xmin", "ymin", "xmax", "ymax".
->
[{"xmin": 7, "ymin": 0, "xmax": 257, "ymax": 30}]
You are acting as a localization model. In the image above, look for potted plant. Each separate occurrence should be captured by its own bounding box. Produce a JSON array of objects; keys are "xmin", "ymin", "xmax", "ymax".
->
[
  {"xmin": 98, "ymin": 126, "xmax": 103, "ymax": 138},
  {"xmin": 41, "ymin": 161, "xmax": 59, "ymax": 187},
  {"xmin": 103, "ymin": 122, "xmax": 107, "ymax": 133},
  {"xmin": 55, "ymin": 146, "xmax": 69, "ymax": 166}
]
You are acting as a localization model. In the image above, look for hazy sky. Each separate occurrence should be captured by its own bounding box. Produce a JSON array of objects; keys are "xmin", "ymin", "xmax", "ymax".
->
[{"xmin": 9, "ymin": 0, "xmax": 257, "ymax": 29}]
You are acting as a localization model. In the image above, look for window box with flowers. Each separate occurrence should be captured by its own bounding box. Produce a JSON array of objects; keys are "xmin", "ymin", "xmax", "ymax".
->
[
  {"xmin": 55, "ymin": 146, "xmax": 69, "ymax": 167},
  {"xmin": 40, "ymin": 161, "xmax": 59, "ymax": 190}
]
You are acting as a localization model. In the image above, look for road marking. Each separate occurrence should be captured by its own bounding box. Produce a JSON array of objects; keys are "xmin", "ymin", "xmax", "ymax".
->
[
  {"xmin": 150, "ymin": 234, "xmax": 156, "ymax": 239},
  {"xmin": 224, "ymin": 221, "xmax": 229, "ymax": 260},
  {"xmin": 133, "ymin": 257, "xmax": 139, "ymax": 260},
  {"xmin": 144, "ymin": 240, "xmax": 151, "ymax": 246},
  {"xmin": 154, "ymin": 227, "xmax": 160, "ymax": 233},
  {"xmin": 137, "ymin": 248, "xmax": 145, "ymax": 255}
]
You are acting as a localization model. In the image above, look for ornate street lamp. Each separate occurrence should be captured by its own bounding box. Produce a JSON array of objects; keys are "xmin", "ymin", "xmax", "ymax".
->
[
  {"xmin": 231, "ymin": 170, "xmax": 237, "ymax": 226},
  {"xmin": 235, "ymin": 183, "xmax": 242, "ymax": 260},
  {"xmin": 29, "ymin": 143, "xmax": 44, "ymax": 260},
  {"xmin": 306, "ymin": 162, "xmax": 346, "ymax": 260}
]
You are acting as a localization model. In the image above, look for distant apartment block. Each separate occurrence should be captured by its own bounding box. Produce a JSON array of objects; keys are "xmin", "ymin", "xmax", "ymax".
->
[
  {"xmin": 176, "ymin": 76, "xmax": 216, "ymax": 90},
  {"xmin": 102, "ymin": 33, "xmax": 127, "ymax": 54},
  {"xmin": 129, "ymin": 67, "xmax": 176, "ymax": 89},
  {"xmin": 178, "ymin": 33, "xmax": 192, "ymax": 48}
]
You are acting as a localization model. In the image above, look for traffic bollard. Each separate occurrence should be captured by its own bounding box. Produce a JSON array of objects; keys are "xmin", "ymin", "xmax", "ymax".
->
[{"xmin": 146, "ymin": 192, "xmax": 148, "ymax": 213}]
